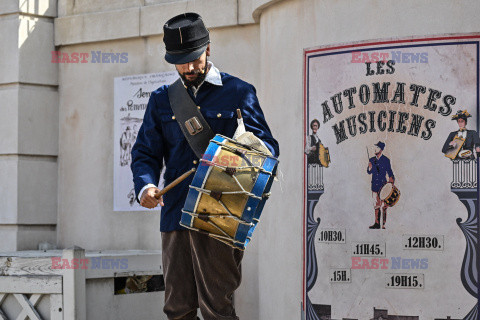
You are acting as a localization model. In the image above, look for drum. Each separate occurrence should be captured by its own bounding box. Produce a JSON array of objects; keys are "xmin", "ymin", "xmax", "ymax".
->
[
  {"xmin": 318, "ymin": 144, "xmax": 330, "ymax": 167},
  {"xmin": 180, "ymin": 134, "xmax": 279, "ymax": 250},
  {"xmin": 379, "ymin": 182, "xmax": 400, "ymax": 207}
]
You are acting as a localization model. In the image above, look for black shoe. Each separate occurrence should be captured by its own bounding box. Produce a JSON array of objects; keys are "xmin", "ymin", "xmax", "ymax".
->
[{"xmin": 369, "ymin": 223, "xmax": 380, "ymax": 229}]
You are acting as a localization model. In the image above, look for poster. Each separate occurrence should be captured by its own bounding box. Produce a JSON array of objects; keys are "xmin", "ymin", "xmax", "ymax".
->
[
  {"xmin": 114, "ymin": 71, "xmax": 178, "ymax": 211},
  {"xmin": 303, "ymin": 35, "xmax": 480, "ymax": 319}
]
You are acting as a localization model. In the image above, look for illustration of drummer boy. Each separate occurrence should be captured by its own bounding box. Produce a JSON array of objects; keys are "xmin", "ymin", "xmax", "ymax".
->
[{"xmin": 367, "ymin": 141, "xmax": 395, "ymax": 229}]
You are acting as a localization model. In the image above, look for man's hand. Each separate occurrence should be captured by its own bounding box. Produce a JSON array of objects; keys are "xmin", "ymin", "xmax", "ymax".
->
[
  {"xmin": 388, "ymin": 177, "xmax": 394, "ymax": 184},
  {"xmin": 311, "ymin": 146, "xmax": 316, "ymax": 151},
  {"xmin": 140, "ymin": 187, "xmax": 164, "ymax": 209},
  {"xmin": 449, "ymin": 141, "xmax": 457, "ymax": 147},
  {"xmin": 368, "ymin": 162, "xmax": 372, "ymax": 170}
]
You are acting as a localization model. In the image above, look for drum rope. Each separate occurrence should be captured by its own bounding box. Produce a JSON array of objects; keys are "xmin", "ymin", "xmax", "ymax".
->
[
  {"xmin": 181, "ymin": 224, "xmax": 247, "ymax": 247},
  {"xmin": 200, "ymin": 159, "xmax": 270, "ymax": 175},
  {"xmin": 212, "ymin": 138, "xmax": 272, "ymax": 157},
  {"xmin": 182, "ymin": 208, "xmax": 254, "ymax": 226},
  {"xmin": 189, "ymin": 185, "xmax": 260, "ymax": 199}
]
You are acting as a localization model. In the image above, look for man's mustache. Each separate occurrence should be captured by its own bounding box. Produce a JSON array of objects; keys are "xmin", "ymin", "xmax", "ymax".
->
[{"xmin": 183, "ymin": 69, "xmax": 205, "ymax": 76}]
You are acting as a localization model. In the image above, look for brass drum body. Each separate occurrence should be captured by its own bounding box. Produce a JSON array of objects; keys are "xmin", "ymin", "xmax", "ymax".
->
[
  {"xmin": 379, "ymin": 182, "xmax": 401, "ymax": 207},
  {"xmin": 180, "ymin": 135, "xmax": 278, "ymax": 250}
]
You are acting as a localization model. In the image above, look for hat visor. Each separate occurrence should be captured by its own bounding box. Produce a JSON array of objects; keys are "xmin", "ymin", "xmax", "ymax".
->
[{"xmin": 165, "ymin": 44, "xmax": 208, "ymax": 64}]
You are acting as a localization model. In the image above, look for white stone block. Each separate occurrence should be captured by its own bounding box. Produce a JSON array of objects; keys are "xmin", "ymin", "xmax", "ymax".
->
[
  {"xmin": 18, "ymin": 16, "xmax": 58, "ymax": 85},
  {"xmin": 19, "ymin": 0, "xmax": 57, "ymax": 17},
  {"xmin": 17, "ymin": 156, "xmax": 58, "ymax": 224},
  {"xmin": 55, "ymin": 7, "xmax": 140, "ymax": 46},
  {"xmin": 0, "ymin": 16, "xmax": 20, "ymax": 84},
  {"xmin": 0, "ymin": 0, "xmax": 18, "ymax": 15},
  {"xmin": 0, "ymin": 157, "xmax": 19, "ymax": 224},
  {"xmin": 0, "ymin": 87, "xmax": 19, "ymax": 154},
  {"xmin": 72, "ymin": 0, "xmax": 143, "ymax": 15},
  {"xmin": 0, "ymin": 0, "xmax": 56, "ymax": 17},
  {"xmin": 0, "ymin": 85, "xmax": 58, "ymax": 155},
  {"xmin": 57, "ymin": 0, "xmax": 73, "ymax": 17},
  {"xmin": 18, "ymin": 85, "xmax": 59, "ymax": 155},
  {"xmin": 0, "ymin": 226, "xmax": 21, "ymax": 251},
  {"xmin": 140, "ymin": 0, "xmax": 238, "ymax": 36},
  {"xmin": 16, "ymin": 225, "xmax": 57, "ymax": 250},
  {"xmin": 238, "ymin": 0, "xmax": 256, "ymax": 25},
  {"xmin": 0, "ymin": 156, "xmax": 57, "ymax": 226},
  {"xmin": 54, "ymin": 14, "xmax": 84, "ymax": 45}
]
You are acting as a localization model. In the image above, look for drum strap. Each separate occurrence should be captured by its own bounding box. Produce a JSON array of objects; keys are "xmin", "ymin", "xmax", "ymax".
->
[{"xmin": 168, "ymin": 78, "xmax": 215, "ymax": 158}]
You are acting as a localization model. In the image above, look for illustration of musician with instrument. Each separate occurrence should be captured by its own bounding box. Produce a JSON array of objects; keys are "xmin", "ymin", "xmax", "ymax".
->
[
  {"xmin": 305, "ymin": 119, "xmax": 330, "ymax": 167},
  {"xmin": 442, "ymin": 110, "xmax": 480, "ymax": 160},
  {"xmin": 367, "ymin": 141, "xmax": 399, "ymax": 229}
]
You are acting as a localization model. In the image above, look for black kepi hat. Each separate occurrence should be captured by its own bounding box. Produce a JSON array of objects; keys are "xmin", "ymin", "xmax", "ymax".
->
[
  {"xmin": 375, "ymin": 141, "xmax": 385, "ymax": 150},
  {"xmin": 163, "ymin": 13, "xmax": 210, "ymax": 64}
]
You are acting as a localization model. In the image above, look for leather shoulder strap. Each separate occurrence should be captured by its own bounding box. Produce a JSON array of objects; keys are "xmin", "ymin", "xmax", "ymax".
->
[{"xmin": 167, "ymin": 79, "xmax": 215, "ymax": 158}]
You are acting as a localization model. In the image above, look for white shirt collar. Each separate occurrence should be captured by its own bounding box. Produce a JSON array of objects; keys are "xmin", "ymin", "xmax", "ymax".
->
[
  {"xmin": 204, "ymin": 61, "xmax": 222, "ymax": 86},
  {"xmin": 189, "ymin": 61, "xmax": 222, "ymax": 97}
]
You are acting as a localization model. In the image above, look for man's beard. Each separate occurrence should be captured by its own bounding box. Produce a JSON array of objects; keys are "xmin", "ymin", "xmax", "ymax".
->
[{"xmin": 179, "ymin": 61, "xmax": 208, "ymax": 87}]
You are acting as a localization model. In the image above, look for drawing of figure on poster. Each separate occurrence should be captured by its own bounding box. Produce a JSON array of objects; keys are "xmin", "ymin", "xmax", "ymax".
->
[
  {"xmin": 442, "ymin": 110, "xmax": 480, "ymax": 160},
  {"xmin": 120, "ymin": 114, "xmax": 142, "ymax": 166},
  {"xmin": 366, "ymin": 141, "xmax": 398, "ymax": 229}
]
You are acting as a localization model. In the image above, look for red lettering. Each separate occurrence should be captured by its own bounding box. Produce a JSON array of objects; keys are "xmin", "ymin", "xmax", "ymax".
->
[
  {"xmin": 351, "ymin": 52, "xmax": 361, "ymax": 63},
  {"xmin": 351, "ymin": 257, "xmax": 362, "ymax": 269},
  {"xmin": 79, "ymin": 52, "xmax": 89, "ymax": 63},
  {"xmin": 379, "ymin": 52, "xmax": 389, "ymax": 63},
  {"xmin": 370, "ymin": 258, "xmax": 379, "ymax": 269},
  {"xmin": 220, "ymin": 155, "xmax": 229, "ymax": 166},
  {"xmin": 71, "ymin": 258, "xmax": 79, "ymax": 269},
  {"xmin": 61, "ymin": 259, "xmax": 71, "ymax": 269},
  {"xmin": 80, "ymin": 259, "xmax": 89, "ymax": 270},
  {"xmin": 60, "ymin": 52, "xmax": 71, "ymax": 63},
  {"xmin": 71, "ymin": 52, "xmax": 79, "ymax": 63},
  {"xmin": 51, "ymin": 51, "xmax": 60, "ymax": 63},
  {"xmin": 361, "ymin": 258, "xmax": 371, "ymax": 269},
  {"xmin": 51, "ymin": 257, "xmax": 61, "ymax": 269},
  {"xmin": 361, "ymin": 52, "xmax": 370, "ymax": 63},
  {"xmin": 380, "ymin": 258, "xmax": 389, "ymax": 269},
  {"xmin": 230, "ymin": 155, "xmax": 239, "ymax": 166}
]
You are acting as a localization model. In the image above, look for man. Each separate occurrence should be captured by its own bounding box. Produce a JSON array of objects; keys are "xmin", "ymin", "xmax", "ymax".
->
[
  {"xmin": 367, "ymin": 141, "xmax": 394, "ymax": 229},
  {"xmin": 130, "ymin": 13, "xmax": 279, "ymax": 320},
  {"xmin": 442, "ymin": 110, "xmax": 480, "ymax": 159},
  {"xmin": 305, "ymin": 119, "xmax": 321, "ymax": 164}
]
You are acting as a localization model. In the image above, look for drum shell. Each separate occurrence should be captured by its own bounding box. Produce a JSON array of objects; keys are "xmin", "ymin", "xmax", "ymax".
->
[
  {"xmin": 181, "ymin": 135, "xmax": 278, "ymax": 250},
  {"xmin": 380, "ymin": 183, "xmax": 401, "ymax": 207}
]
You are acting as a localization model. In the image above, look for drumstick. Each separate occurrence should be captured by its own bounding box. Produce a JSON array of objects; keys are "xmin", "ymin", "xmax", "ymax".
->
[
  {"xmin": 236, "ymin": 109, "xmax": 242, "ymax": 119},
  {"xmin": 155, "ymin": 168, "xmax": 196, "ymax": 199}
]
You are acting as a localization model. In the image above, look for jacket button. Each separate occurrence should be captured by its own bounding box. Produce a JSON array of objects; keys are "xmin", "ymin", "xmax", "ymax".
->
[
  {"xmin": 217, "ymin": 113, "xmax": 222, "ymax": 118},
  {"xmin": 171, "ymin": 116, "xmax": 176, "ymax": 120},
  {"xmin": 193, "ymin": 160, "xmax": 198, "ymax": 164},
  {"xmin": 197, "ymin": 106, "xmax": 201, "ymax": 109}
]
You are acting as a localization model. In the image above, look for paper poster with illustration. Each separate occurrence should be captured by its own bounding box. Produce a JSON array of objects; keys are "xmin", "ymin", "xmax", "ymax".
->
[
  {"xmin": 303, "ymin": 34, "xmax": 480, "ymax": 319},
  {"xmin": 114, "ymin": 71, "xmax": 178, "ymax": 211}
]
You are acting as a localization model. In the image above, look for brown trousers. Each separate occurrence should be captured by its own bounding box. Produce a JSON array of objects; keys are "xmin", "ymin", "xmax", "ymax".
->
[{"xmin": 161, "ymin": 230, "xmax": 244, "ymax": 320}]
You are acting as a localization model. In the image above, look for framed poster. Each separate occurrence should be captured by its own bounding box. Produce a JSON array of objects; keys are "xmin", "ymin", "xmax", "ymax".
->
[
  {"xmin": 303, "ymin": 34, "xmax": 480, "ymax": 320},
  {"xmin": 114, "ymin": 71, "xmax": 178, "ymax": 211}
]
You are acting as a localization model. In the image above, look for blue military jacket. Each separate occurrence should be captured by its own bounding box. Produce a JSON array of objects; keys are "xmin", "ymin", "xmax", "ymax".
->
[
  {"xmin": 131, "ymin": 72, "xmax": 280, "ymax": 232},
  {"xmin": 367, "ymin": 155, "xmax": 394, "ymax": 192}
]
